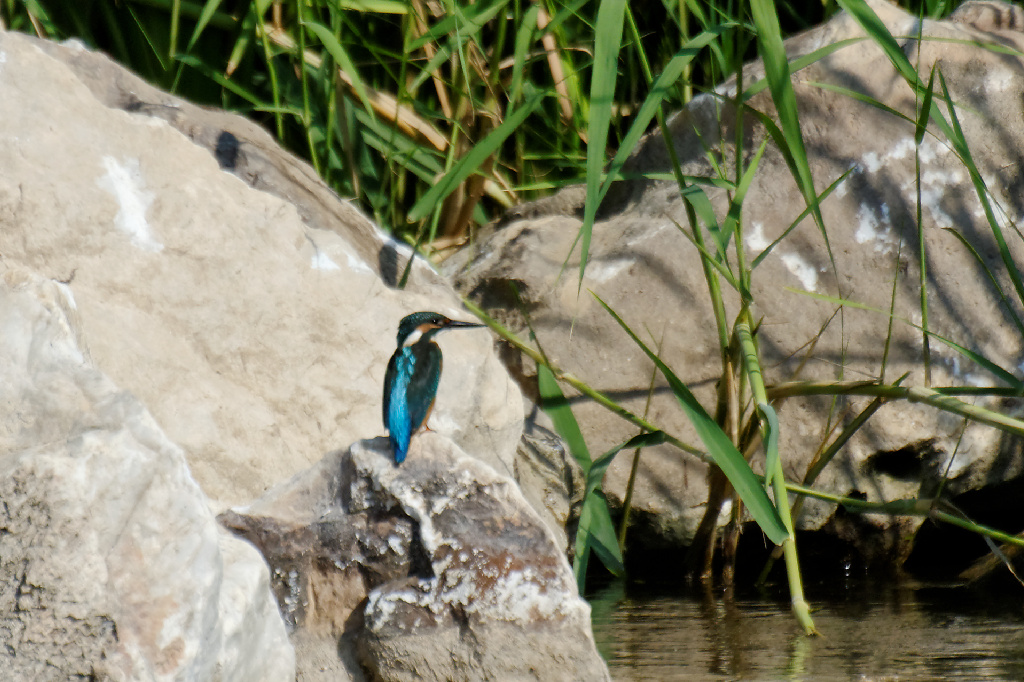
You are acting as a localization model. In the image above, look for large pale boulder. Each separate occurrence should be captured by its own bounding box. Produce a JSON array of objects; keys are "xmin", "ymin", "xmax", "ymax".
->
[
  {"xmin": 222, "ymin": 432, "xmax": 609, "ymax": 682},
  {"xmin": 0, "ymin": 25, "xmax": 606, "ymax": 679},
  {"xmin": 451, "ymin": 0, "xmax": 1024, "ymax": 562},
  {"xmin": 0, "ymin": 28, "xmax": 523, "ymax": 509},
  {"xmin": 0, "ymin": 267, "xmax": 294, "ymax": 680}
]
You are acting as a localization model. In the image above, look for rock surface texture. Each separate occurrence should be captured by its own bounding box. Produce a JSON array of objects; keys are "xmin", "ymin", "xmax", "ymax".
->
[
  {"xmin": 0, "ymin": 26, "xmax": 596, "ymax": 681},
  {"xmin": 0, "ymin": 268, "xmax": 294, "ymax": 681},
  {"xmin": 223, "ymin": 432, "xmax": 610, "ymax": 682},
  {"xmin": 451, "ymin": 0, "xmax": 1024, "ymax": 563},
  {"xmin": 0, "ymin": 28, "xmax": 523, "ymax": 510}
]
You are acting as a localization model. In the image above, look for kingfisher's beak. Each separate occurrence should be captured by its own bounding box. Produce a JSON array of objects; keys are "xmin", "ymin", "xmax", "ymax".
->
[{"xmin": 444, "ymin": 319, "xmax": 485, "ymax": 330}]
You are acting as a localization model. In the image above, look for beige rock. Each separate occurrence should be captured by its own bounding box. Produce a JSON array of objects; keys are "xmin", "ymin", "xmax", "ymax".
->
[
  {"xmin": 0, "ymin": 28, "xmax": 524, "ymax": 509},
  {"xmin": 223, "ymin": 432, "xmax": 610, "ymax": 682},
  {"xmin": 0, "ymin": 267, "xmax": 294, "ymax": 681},
  {"xmin": 452, "ymin": 0, "xmax": 1024, "ymax": 561}
]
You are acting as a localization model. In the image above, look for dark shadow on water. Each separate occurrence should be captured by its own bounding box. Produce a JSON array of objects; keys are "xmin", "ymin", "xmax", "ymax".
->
[{"xmin": 588, "ymin": 576, "xmax": 1024, "ymax": 681}]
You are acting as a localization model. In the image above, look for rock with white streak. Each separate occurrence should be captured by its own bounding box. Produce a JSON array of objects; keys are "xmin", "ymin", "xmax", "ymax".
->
[
  {"xmin": 0, "ymin": 27, "xmax": 524, "ymax": 510},
  {"xmin": 450, "ymin": 0, "xmax": 1024, "ymax": 565},
  {"xmin": 0, "ymin": 26, "xmax": 606, "ymax": 679},
  {"xmin": 0, "ymin": 267, "xmax": 294, "ymax": 681},
  {"xmin": 222, "ymin": 432, "xmax": 610, "ymax": 682}
]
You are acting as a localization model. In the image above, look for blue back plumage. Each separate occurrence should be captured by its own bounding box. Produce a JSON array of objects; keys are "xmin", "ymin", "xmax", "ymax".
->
[{"xmin": 387, "ymin": 347, "xmax": 416, "ymax": 464}]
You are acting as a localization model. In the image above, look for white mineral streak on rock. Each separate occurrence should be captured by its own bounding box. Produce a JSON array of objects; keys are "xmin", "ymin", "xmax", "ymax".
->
[
  {"xmin": 310, "ymin": 250, "xmax": 340, "ymax": 271},
  {"xmin": 781, "ymin": 251, "xmax": 819, "ymax": 292},
  {"xmin": 98, "ymin": 156, "xmax": 162, "ymax": 252}
]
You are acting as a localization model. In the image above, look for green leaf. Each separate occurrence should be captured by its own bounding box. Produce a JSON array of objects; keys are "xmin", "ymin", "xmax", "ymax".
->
[
  {"xmin": 577, "ymin": 0, "xmax": 629, "ymax": 288},
  {"xmin": 184, "ymin": 0, "xmax": 227, "ymax": 53},
  {"xmin": 833, "ymin": 0, "xmax": 954, "ymax": 140},
  {"xmin": 916, "ymin": 65, "xmax": 937, "ymax": 146},
  {"xmin": 740, "ymin": 37, "xmax": 866, "ymax": 101},
  {"xmin": 302, "ymin": 19, "xmax": 374, "ymax": 119},
  {"xmin": 407, "ymin": 89, "xmax": 543, "ymax": 223},
  {"xmin": 583, "ymin": 492, "xmax": 625, "ymax": 576},
  {"xmin": 834, "ymin": 0, "xmax": 920, "ymax": 84},
  {"xmin": 573, "ymin": 498, "xmax": 592, "ymax": 589},
  {"xmin": 176, "ymin": 54, "xmax": 263, "ymax": 104},
  {"xmin": 679, "ymin": 184, "xmax": 726, "ymax": 260},
  {"xmin": 588, "ymin": 431, "xmax": 666, "ymax": 496},
  {"xmin": 337, "ymin": 0, "xmax": 408, "ymax": 12},
  {"xmin": 720, "ymin": 137, "xmax": 769, "ymax": 258},
  {"xmin": 537, "ymin": 362, "xmax": 592, "ymax": 470},
  {"xmin": 751, "ymin": 0, "xmax": 834, "ymax": 273},
  {"xmin": 574, "ymin": 492, "xmax": 626, "ymax": 593},
  {"xmin": 509, "ymin": 4, "xmax": 540, "ymax": 105},
  {"xmin": 594, "ymin": 294, "xmax": 790, "ymax": 545},
  {"xmin": 937, "ymin": 71, "xmax": 1024, "ymax": 317}
]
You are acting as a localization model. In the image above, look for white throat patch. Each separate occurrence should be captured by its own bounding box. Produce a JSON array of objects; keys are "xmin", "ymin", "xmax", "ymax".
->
[{"xmin": 402, "ymin": 328, "xmax": 425, "ymax": 347}]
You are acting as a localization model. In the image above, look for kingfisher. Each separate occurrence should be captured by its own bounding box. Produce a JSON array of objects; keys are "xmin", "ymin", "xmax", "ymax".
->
[{"xmin": 383, "ymin": 311, "xmax": 484, "ymax": 464}]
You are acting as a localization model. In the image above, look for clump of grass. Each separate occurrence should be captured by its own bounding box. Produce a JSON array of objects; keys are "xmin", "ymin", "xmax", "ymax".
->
[
  {"xmin": 473, "ymin": 0, "xmax": 1024, "ymax": 638},
  {"xmin": 3, "ymin": 0, "xmax": 729, "ymax": 248}
]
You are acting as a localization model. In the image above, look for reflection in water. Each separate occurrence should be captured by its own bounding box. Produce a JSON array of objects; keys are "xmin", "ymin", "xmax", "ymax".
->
[{"xmin": 589, "ymin": 580, "xmax": 1024, "ymax": 680}]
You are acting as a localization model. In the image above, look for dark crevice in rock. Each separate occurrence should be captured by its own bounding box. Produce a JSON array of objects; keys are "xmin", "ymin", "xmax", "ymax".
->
[
  {"xmin": 215, "ymin": 131, "xmax": 241, "ymax": 170},
  {"xmin": 865, "ymin": 441, "xmax": 936, "ymax": 481},
  {"xmin": 468, "ymin": 278, "xmax": 532, "ymax": 317},
  {"xmin": 377, "ymin": 242, "xmax": 408, "ymax": 288},
  {"xmin": 905, "ymin": 475, "xmax": 1024, "ymax": 581},
  {"xmin": 407, "ymin": 519, "xmax": 435, "ymax": 581}
]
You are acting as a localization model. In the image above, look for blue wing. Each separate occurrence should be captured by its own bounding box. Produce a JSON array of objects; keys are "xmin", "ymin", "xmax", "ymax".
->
[
  {"xmin": 407, "ymin": 343, "xmax": 442, "ymax": 436},
  {"xmin": 384, "ymin": 348, "xmax": 414, "ymax": 464},
  {"xmin": 383, "ymin": 343, "xmax": 442, "ymax": 464}
]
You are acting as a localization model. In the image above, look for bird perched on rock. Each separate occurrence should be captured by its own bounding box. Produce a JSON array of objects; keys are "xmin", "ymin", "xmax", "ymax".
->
[{"xmin": 383, "ymin": 311, "xmax": 484, "ymax": 464}]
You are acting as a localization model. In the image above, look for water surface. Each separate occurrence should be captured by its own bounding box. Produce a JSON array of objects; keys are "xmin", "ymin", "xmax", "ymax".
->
[{"xmin": 590, "ymin": 580, "xmax": 1024, "ymax": 680}]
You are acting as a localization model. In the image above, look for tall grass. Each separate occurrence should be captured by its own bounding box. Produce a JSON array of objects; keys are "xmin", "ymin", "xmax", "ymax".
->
[{"xmin": 10, "ymin": 0, "xmax": 1024, "ymax": 635}]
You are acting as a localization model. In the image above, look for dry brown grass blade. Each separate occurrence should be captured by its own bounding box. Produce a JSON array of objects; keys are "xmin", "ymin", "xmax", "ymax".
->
[
  {"xmin": 411, "ymin": 0, "xmax": 453, "ymax": 120},
  {"xmin": 336, "ymin": 69, "xmax": 449, "ymax": 151},
  {"xmin": 260, "ymin": 24, "xmax": 449, "ymax": 152},
  {"xmin": 537, "ymin": 6, "xmax": 574, "ymax": 127}
]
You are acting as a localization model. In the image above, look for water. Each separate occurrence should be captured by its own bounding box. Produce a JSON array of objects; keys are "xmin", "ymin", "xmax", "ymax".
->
[{"xmin": 589, "ymin": 580, "xmax": 1024, "ymax": 680}]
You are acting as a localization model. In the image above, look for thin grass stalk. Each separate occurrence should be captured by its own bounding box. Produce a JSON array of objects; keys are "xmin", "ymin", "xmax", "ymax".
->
[
  {"xmin": 879, "ymin": 239, "xmax": 902, "ymax": 382},
  {"xmin": 783, "ymin": 480, "xmax": 1024, "ymax": 550},
  {"xmin": 769, "ymin": 381, "xmax": 1024, "ymax": 436},
  {"xmin": 618, "ymin": 333, "xmax": 664, "ymax": 551},
  {"xmin": 730, "ymin": 6, "xmax": 750, "ymax": 298},
  {"xmin": 915, "ymin": 64, "xmax": 935, "ymax": 386},
  {"xmin": 537, "ymin": 4, "xmax": 573, "ymax": 124},
  {"xmin": 933, "ymin": 415, "xmax": 969, "ymax": 502},
  {"xmin": 802, "ymin": 394, "xmax": 889, "ymax": 488},
  {"xmin": 169, "ymin": 0, "xmax": 181, "ymax": 65},
  {"xmin": 736, "ymin": 321, "xmax": 816, "ymax": 635},
  {"xmin": 255, "ymin": 12, "xmax": 285, "ymax": 140},
  {"xmin": 322, "ymin": 12, "xmax": 343, "ymax": 190},
  {"xmin": 758, "ymin": 392, "xmax": 889, "ymax": 582},
  {"xmin": 296, "ymin": 11, "xmax": 322, "ymax": 176},
  {"xmin": 679, "ymin": 0, "xmax": 693, "ymax": 104}
]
